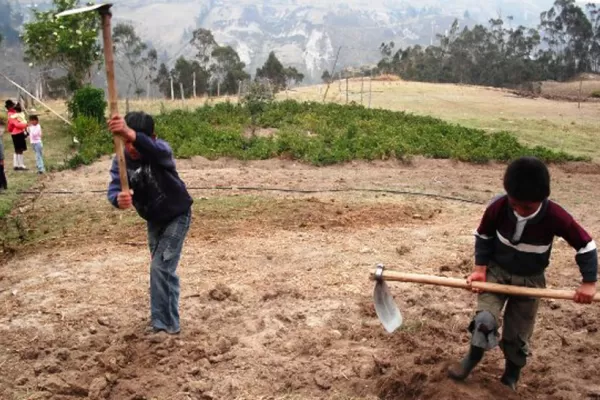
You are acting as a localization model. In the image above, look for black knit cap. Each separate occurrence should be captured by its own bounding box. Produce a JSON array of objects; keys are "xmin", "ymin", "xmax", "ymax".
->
[
  {"xmin": 124, "ymin": 111, "xmax": 155, "ymax": 137},
  {"xmin": 503, "ymin": 157, "xmax": 550, "ymax": 202}
]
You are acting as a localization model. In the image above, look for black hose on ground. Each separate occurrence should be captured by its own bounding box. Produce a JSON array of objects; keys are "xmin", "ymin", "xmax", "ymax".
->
[{"xmin": 17, "ymin": 186, "xmax": 485, "ymax": 205}]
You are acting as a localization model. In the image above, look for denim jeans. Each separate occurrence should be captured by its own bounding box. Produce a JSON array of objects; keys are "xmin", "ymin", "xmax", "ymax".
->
[
  {"xmin": 32, "ymin": 142, "xmax": 45, "ymax": 172},
  {"xmin": 147, "ymin": 208, "xmax": 191, "ymax": 333}
]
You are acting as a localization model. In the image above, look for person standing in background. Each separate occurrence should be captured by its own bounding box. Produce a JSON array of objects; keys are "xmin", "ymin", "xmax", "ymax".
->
[
  {"xmin": 6, "ymin": 101, "xmax": 28, "ymax": 170},
  {"xmin": 28, "ymin": 115, "xmax": 45, "ymax": 174},
  {"xmin": 0, "ymin": 116, "xmax": 7, "ymax": 192}
]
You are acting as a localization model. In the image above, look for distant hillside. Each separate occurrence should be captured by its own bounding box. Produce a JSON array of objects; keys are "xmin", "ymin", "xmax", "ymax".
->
[
  {"xmin": 107, "ymin": 0, "xmax": 551, "ymax": 81},
  {"xmin": 2, "ymin": 0, "xmax": 553, "ymax": 93}
]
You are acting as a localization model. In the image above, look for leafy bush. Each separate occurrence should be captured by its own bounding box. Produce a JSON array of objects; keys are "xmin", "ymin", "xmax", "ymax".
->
[
  {"xmin": 241, "ymin": 80, "xmax": 275, "ymax": 130},
  {"xmin": 67, "ymin": 86, "xmax": 107, "ymax": 122},
  {"xmin": 64, "ymin": 116, "xmax": 113, "ymax": 168},
  {"xmin": 591, "ymin": 90, "xmax": 600, "ymax": 98},
  {"xmin": 65, "ymin": 100, "xmax": 585, "ymax": 169}
]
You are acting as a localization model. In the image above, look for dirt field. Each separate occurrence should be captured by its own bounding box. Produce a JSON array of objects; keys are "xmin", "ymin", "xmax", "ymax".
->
[{"xmin": 1, "ymin": 157, "xmax": 599, "ymax": 400}]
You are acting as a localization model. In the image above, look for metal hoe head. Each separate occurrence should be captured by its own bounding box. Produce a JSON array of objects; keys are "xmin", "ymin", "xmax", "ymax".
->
[
  {"xmin": 55, "ymin": 3, "xmax": 112, "ymax": 18},
  {"xmin": 373, "ymin": 263, "xmax": 403, "ymax": 333}
]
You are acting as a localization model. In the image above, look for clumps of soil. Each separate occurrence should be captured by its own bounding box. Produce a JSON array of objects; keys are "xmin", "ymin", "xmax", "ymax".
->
[
  {"xmin": 261, "ymin": 199, "xmax": 438, "ymax": 231},
  {"xmin": 209, "ymin": 283, "xmax": 232, "ymax": 301},
  {"xmin": 357, "ymin": 298, "xmax": 377, "ymax": 318},
  {"xmin": 378, "ymin": 370, "xmax": 428, "ymax": 399},
  {"xmin": 558, "ymin": 162, "xmax": 600, "ymax": 175},
  {"xmin": 439, "ymin": 258, "xmax": 473, "ymax": 274},
  {"xmin": 396, "ymin": 245, "xmax": 412, "ymax": 256},
  {"xmin": 262, "ymin": 288, "xmax": 305, "ymax": 301}
]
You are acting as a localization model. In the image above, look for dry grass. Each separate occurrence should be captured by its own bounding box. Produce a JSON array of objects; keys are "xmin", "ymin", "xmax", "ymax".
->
[
  {"xmin": 541, "ymin": 79, "xmax": 600, "ymax": 98},
  {"xmin": 373, "ymin": 74, "xmax": 402, "ymax": 81}
]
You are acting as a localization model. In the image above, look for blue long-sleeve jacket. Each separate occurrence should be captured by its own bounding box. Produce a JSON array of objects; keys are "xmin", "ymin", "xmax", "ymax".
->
[{"xmin": 107, "ymin": 132, "xmax": 193, "ymax": 223}]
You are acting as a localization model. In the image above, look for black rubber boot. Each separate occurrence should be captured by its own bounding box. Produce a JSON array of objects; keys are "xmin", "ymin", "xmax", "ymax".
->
[
  {"xmin": 448, "ymin": 346, "xmax": 485, "ymax": 381},
  {"xmin": 500, "ymin": 360, "xmax": 521, "ymax": 391}
]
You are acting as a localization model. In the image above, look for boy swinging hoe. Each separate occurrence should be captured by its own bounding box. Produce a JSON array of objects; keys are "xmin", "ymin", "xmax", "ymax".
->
[
  {"xmin": 107, "ymin": 112, "xmax": 193, "ymax": 335},
  {"xmin": 448, "ymin": 157, "xmax": 597, "ymax": 390}
]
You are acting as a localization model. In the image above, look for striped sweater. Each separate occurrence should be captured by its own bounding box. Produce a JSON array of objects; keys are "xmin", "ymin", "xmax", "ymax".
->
[{"xmin": 475, "ymin": 195, "xmax": 598, "ymax": 283}]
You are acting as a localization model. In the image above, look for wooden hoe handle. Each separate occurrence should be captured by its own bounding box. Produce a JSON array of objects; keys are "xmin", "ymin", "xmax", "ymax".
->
[
  {"xmin": 370, "ymin": 270, "xmax": 600, "ymax": 302},
  {"xmin": 100, "ymin": 10, "xmax": 129, "ymax": 192}
]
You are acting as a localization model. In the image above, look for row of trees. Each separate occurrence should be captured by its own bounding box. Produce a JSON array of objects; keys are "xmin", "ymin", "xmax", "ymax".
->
[
  {"xmin": 154, "ymin": 28, "xmax": 250, "ymax": 98},
  {"xmin": 16, "ymin": 0, "xmax": 304, "ymax": 99},
  {"xmin": 376, "ymin": 0, "xmax": 600, "ymax": 88},
  {"xmin": 153, "ymin": 30, "xmax": 304, "ymax": 99}
]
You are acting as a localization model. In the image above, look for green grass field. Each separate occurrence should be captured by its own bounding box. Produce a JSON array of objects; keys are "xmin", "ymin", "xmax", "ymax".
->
[
  {"xmin": 286, "ymin": 80, "xmax": 600, "ymax": 161},
  {"xmin": 0, "ymin": 119, "xmax": 73, "ymax": 218}
]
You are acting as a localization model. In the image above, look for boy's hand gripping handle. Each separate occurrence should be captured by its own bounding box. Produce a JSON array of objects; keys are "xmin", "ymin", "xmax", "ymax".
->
[
  {"xmin": 370, "ymin": 270, "xmax": 600, "ymax": 302},
  {"xmin": 100, "ymin": 9, "xmax": 129, "ymax": 192}
]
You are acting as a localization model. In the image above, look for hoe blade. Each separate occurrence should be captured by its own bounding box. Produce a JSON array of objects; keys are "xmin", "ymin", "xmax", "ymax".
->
[
  {"xmin": 56, "ymin": 3, "xmax": 112, "ymax": 17},
  {"xmin": 373, "ymin": 279, "xmax": 403, "ymax": 333}
]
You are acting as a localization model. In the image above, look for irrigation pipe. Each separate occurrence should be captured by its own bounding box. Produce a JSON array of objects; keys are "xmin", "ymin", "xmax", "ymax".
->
[{"xmin": 16, "ymin": 186, "xmax": 485, "ymax": 205}]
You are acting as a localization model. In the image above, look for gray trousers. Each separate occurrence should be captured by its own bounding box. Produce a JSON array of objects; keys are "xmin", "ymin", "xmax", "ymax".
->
[{"xmin": 474, "ymin": 262, "xmax": 545, "ymax": 367}]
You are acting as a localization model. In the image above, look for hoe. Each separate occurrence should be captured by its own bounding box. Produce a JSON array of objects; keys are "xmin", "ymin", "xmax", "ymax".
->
[
  {"xmin": 372, "ymin": 263, "xmax": 600, "ymax": 333},
  {"xmin": 57, "ymin": 3, "xmax": 129, "ymax": 194}
]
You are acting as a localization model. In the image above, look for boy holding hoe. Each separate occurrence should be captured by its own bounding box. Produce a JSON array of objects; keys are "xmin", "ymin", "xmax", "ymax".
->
[
  {"xmin": 448, "ymin": 157, "xmax": 597, "ymax": 390},
  {"xmin": 107, "ymin": 112, "xmax": 193, "ymax": 335}
]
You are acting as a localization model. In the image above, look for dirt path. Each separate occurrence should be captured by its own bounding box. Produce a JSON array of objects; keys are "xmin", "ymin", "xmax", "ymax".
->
[{"xmin": 1, "ymin": 157, "xmax": 599, "ymax": 400}]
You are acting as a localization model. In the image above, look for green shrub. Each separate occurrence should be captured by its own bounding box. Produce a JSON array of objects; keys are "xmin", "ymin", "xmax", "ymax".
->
[
  {"xmin": 64, "ymin": 116, "xmax": 113, "ymax": 168},
  {"xmin": 67, "ymin": 86, "xmax": 107, "ymax": 122},
  {"xmin": 63, "ymin": 100, "xmax": 585, "ymax": 169},
  {"xmin": 241, "ymin": 81, "xmax": 275, "ymax": 130},
  {"xmin": 591, "ymin": 90, "xmax": 600, "ymax": 98}
]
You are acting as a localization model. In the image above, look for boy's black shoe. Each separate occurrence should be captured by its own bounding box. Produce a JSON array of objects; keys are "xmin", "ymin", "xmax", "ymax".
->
[
  {"xmin": 500, "ymin": 360, "xmax": 521, "ymax": 391},
  {"xmin": 447, "ymin": 346, "xmax": 485, "ymax": 381},
  {"xmin": 144, "ymin": 324, "xmax": 180, "ymax": 336}
]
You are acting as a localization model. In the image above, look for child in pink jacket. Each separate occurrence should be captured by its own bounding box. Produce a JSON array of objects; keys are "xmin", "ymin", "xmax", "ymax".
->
[{"xmin": 28, "ymin": 115, "xmax": 45, "ymax": 174}]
